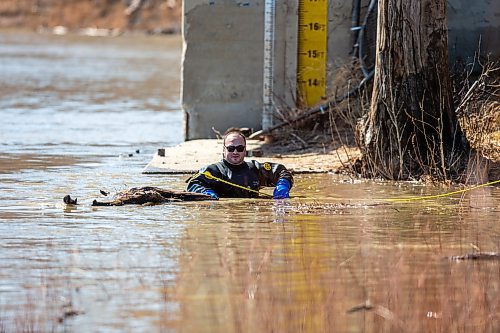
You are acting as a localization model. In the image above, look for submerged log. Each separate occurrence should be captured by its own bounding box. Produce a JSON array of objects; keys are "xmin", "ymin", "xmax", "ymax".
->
[{"xmin": 91, "ymin": 187, "xmax": 212, "ymax": 206}]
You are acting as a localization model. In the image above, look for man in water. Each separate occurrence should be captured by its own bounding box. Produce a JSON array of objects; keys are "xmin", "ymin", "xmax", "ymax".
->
[{"xmin": 186, "ymin": 129, "xmax": 293, "ymax": 199}]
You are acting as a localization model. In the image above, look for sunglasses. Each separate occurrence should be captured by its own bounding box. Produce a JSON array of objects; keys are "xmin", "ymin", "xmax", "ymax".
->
[{"xmin": 224, "ymin": 145, "xmax": 245, "ymax": 152}]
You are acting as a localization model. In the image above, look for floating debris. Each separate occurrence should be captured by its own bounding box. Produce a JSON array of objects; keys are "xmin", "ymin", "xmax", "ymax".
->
[
  {"xmin": 347, "ymin": 300, "xmax": 373, "ymax": 313},
  {"xmin": 58, "ymin": 308, "xmax": 84, "ymax": 323},
  {"xmin": 63, "ymin": 195, "xmax": 78, "ymax": 205},
  {"xmin": 448, "ymin": 252, "xmax": 500, "ymax": 261},
  {"xmin": 91, "ymin": 186, "xmax": 212, "ymax": 206},
  {"xmin": 281, "ymin": 201, "xmax": 388, "ymax": 214}
]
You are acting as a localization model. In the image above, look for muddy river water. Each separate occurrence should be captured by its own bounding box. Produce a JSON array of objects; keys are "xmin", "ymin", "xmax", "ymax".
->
[{"xmin": 0, "ymin": 31, "xmax": 498, "ymax": 333}]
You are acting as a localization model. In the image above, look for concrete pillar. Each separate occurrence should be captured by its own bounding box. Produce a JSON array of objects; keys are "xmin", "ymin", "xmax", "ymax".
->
[
  {"xmin": 447, "ymin": 0, "xmax": 500, "ymax": 65},
  {"xmin": 182, "ymin": 0, "xmax": 299, "ymax": 140},
  {"xmin": 326, "ymin": 0, "xmax": 354, "ymax": 94}
]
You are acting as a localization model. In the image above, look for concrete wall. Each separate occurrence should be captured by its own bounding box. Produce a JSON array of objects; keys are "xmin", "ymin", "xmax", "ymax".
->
[{"xmin": 182, "ymin": 0, "xmax": 500, "ymax": 140}]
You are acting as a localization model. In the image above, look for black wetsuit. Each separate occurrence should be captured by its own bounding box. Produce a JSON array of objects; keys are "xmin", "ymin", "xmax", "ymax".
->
[{"xmin": 186, "ymin": 159, "xmax": 293, "ymax": 198}]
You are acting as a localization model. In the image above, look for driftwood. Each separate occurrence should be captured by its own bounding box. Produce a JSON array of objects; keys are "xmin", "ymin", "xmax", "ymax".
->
[{"xmin": 63, "ymin": 187, "xmax": 212, "ymax": 207}]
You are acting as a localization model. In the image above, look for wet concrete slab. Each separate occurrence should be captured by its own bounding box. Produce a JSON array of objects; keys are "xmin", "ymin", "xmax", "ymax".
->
[{"xmin": 143, "ymin": 139, "xmax": 360, "ymax": 174}]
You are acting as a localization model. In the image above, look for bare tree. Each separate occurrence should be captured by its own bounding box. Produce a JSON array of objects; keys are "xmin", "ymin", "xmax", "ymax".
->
[{"xmin": 358, "ymin": 0, "xmax": 468, "ymax": 180}]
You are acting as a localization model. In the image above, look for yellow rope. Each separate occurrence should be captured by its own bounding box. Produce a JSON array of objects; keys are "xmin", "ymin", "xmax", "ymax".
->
[
  {"xmin": 199, "ymin": 171, "xmax": 273, "ymax": 198},
  {"xmin": 193, "ymin": 170, "xmax": 500, "ymax": 202},
  {"xmin": 384, "ymin": 179, "xmax": 500, "ymax": 202}
]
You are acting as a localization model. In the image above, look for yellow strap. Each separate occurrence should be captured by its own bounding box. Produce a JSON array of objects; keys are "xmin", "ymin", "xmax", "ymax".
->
[{"xmin": 199, "ymin": 171, "xmax": 273, "ymax": 198}]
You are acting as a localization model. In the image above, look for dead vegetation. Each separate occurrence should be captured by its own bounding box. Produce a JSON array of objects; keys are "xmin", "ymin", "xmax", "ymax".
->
[
  {"xmin": 268, "ymin": 58, "xmax": 499, "ymax": 182},
  {"xmin": 256, "ymin": 61, "xmax": 370, "ymax": 174},
  {"xmin": 455, "ymin": 59, "xmax": 500, "ymax": 163}
]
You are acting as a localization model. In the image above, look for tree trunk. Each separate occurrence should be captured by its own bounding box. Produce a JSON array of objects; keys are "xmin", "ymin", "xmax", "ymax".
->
[{"xmin": 359, "ymin": 0, "xmax": 468, "ymax": 180}]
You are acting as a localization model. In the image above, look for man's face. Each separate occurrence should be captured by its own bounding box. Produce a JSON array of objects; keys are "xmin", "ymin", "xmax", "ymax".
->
[{"xmin": 223, "ymin": 133, "xmax": 246, "ymax": 165}]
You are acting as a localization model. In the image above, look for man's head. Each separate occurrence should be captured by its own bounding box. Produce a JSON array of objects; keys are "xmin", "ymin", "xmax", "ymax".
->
[{"xmin": 223, "ymin": 130, "xmax": 246, "ymax": 165}]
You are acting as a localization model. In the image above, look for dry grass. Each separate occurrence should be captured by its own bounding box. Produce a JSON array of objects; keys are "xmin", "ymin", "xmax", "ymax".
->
[
  {"xmin": 272, "ymin": 61, "xmax": 369, "ymax": 147},
  {"xmin": 266, "ymin": 61, "xmax": 371, "ymax": 174}
]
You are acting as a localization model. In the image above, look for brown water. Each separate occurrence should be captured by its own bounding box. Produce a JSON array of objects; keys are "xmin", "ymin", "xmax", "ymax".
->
[{"xmin": 0, "ymin": 31, "xmax": 499, "ymax": 333}]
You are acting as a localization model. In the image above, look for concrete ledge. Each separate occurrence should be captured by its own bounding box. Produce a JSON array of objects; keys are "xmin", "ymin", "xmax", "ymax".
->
[{"xmin": 143, "ymin": 139, "xmax": 360, "ymax": 174}]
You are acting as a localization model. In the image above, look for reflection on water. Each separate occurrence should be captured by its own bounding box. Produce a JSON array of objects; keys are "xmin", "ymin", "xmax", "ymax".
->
[
  {"xmin": 171, "ymin": 192, "xmax": 499, "ymax": 333},
  {"xmin": 0, "ymin": 31, "xmax": 499, "ymax": 333}
]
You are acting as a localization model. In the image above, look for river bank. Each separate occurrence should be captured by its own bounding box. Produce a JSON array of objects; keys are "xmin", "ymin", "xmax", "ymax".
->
[{"xmin": 0, "ymin": 0, "xmax": 181, "ymax": 35}]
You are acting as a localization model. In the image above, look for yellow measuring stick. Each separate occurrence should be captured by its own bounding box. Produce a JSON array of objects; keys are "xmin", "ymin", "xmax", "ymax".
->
[{"xmin": 297, "ymin": 0, "xmax": 328, "ymax": 106}]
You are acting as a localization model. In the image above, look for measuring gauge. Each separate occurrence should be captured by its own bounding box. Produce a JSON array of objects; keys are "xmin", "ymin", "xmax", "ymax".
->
[
  {"xmin": 297, "ymin": 0, "xmax": 328, "ymax": 107},
  {"xmin": 262, "ymin": 0, "xmax": 276, "ymax": 130}
]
